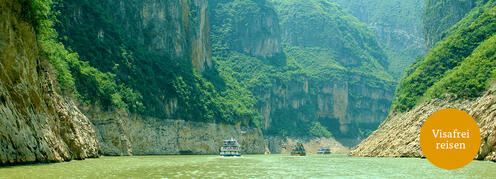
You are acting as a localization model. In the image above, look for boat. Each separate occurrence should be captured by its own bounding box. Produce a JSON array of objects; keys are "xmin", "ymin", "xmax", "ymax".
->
[
  {"xmin": 220, "ymin": 138, "xmax": 241, "ymax": 157},
  {"xmin": 291, "ymin": 141, "xmax": 306, "ymax": 156},
  {"xmin": 317, "ymin": 146, "xmax": 331, "ymax": 154}
]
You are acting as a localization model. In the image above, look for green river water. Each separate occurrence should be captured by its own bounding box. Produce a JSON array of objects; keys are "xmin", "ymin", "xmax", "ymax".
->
[{"xmin": 0, "ymin": 154, "xmax": 495, "ymax": 178}]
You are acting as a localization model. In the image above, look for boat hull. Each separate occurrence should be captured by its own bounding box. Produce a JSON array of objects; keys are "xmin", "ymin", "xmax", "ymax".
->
[
  {"xmin": 220, "ymin": 154, "xmax": 241, "ymax": 157},
  {"xmin": 291, "ymin": 153, "xmax": 306, "ymax": 156}
]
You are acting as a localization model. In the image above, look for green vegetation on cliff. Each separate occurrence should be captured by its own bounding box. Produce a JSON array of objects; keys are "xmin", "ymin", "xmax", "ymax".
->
[
  {"xmin": 423, "ymin": 0, "xmax": 481, "ymax": 48},
  {"xmin": 44, "ymin": 0, "xmax": 261, "ymax": 126},
  {"xmin": 20, "ymin": 0, "xmax": 141, "ymax": 111},
  {"xmin": 209, "ymin": 0, "xmax": 283, "ymax": 60},
  {"xmin": 309, "ymin": 122, "xmax": 333, "ymax": 138},
  {"xmin": 330, "ymin": 0, "xmax": 426, "ymax": 79},
  {"xmin": 393, "ymin": 1, "xmax": 496, "ymax": 112},
  {"xmin": 1, "ymin": 0, "xmax": 101, "ymax": 164},
  {"xmin": 210, "ymin": 0, "xmax": 395, "ymax": 142},
  {"xmin": 20, "ymin": 0, "xmax": 76, "ymax": 93},
  {"xmin": 212, "ymin": 51, "xmax": 310, "ymax": 136},
  {"xmin": 273, "ymin": 0, "xmax": 389, "ymax": 72},
  {"xmin": 23, "ymin": 0, "xmax": 397, "ymax": 142},
  {"xmin": 425, "ymin": 34, "xmax": 496, "ymax": 100}
]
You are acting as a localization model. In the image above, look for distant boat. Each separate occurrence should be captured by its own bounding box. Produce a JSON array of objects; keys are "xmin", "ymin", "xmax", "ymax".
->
[
  {"xmin": 220, "ymin": 138, "xmax": 241, "ymax": 157},
  {"xmin": 317, "ymin": 146, "xmax": 331, "ymax": 154},
  {"xmin": 291, "ymin": 142, "xmax": 306, "ymax": 156}
]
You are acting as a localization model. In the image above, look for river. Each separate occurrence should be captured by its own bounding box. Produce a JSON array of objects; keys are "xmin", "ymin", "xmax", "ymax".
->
[{"xmin": 0, "ymin": 154, "xmax": 495, "ymax": 178}]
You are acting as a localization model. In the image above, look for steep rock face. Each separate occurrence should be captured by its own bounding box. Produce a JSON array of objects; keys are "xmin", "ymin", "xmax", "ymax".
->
[
  {"xmin": 81, "ymin": 107, "xmax": 133, "ymax": 156},
  {"xmin": 351, "ymin": 1, "xmax": 496, "ymax": 161},
  {"xmin": 210, "ymin": 0, "xmax": 283, "ymax": 59},
  {"xmin": 350, "ymin": 84, "xmax": 496, "ymax": 161},
  {"xmin": 331, "ymin": 0, "xmax": 425, "ymax": 45},
  {"xmin": 81, "ymin": 107, "xmax": 265, "ymax": 155},
  {"xmin": 0, "ymin": 0, "xmax": 99, "ymax": 165},
  {"xmin": 58, "ymin": 0, "xmax": 212, "ymax": 71},
  {"xmin": 330, "ymin": 0, "xmax": 426, "ymax": 78},
  {"xmin": 54, "ymin": 0, "xmax": 266, "ymax": 155},
  {"xmin": 210, "ymin": 0, "xmax": 395, "ymax": 147},
  {"xmin": 128, "ymin": 118, "xmax": 265, "ymax": 155},
  {"xmin": 273, "ymin": 0, "xmax": 388, "ymax": 68},
  {"xmin": 258, "ymin": 75, "xmax": 393, "ymax": 146},
  {"xmin": 423, "ymin": 0, "xmax": 479, "ymax": 48},
  {"xmin": 269, "ymin": 0, "xmax": 394, "ymax": 146},
  {"xmin": 56, "ymin": 0, "xmax": 242, "ymax": 122}
]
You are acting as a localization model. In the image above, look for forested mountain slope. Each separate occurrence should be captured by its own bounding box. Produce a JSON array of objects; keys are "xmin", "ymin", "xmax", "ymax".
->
[
  {"xmin": 54, "ymin": 0, "xmax": 261, "ymax": 125},
  {"xmin": 330, "ymin": 0, "xmax": 426, "ymax": 79},
  {"xmin": 2, "ymin": 0, "xmax": 457, "ymax": 165},
  {"xmin": 423, "ymin": 0, "xmax": 482, "ymax": 48},
  {"xmin": 210, "ymin": 0, "xmax": 396, "ymax": 146},
  {"xmin": 351, "ymin": 0, "xmax": 496, "ymax": 161},
  {"xmin": 53, "ymin": 0, "xmax": 267, "ymax": 155}
]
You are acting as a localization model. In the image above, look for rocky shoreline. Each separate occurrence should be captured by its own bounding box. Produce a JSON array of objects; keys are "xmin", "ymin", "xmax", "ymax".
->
[
  {"xmin": 0, "ymin": 1, "xmax": 99, "ymax": 165},
  {"xmin": 80, "ymin": 106, "xmax": 266, "ymax": 156},
  {"xmin": 350, "ymin": 84, "xmax": 496, "ymax": 162},
  {"xmin": 265, "ymin": 136, "xmax": 349, "ymax": 154}
]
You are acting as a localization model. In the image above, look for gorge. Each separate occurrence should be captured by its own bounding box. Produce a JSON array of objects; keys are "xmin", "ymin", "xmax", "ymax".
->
[{"xmin": 1, "ymin": 0, "xmax": 495, "ymax": 167}]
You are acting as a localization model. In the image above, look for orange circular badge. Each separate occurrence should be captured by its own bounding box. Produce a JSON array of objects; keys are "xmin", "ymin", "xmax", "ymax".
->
[{"xmin": 420, "ymin": 108, "xmax": 481, "ymax": 170}]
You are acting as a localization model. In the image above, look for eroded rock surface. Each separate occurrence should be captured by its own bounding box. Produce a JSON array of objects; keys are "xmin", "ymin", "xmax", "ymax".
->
[
  {"xmin": 0, "ymin": 0, "xmax": 99, "ymax": 165},
  {"xmin": 83, "ymin": 107, "xmax": 266, "ymax": 155},
  {"xmin": 350, "ymin": 84, "xmax": 496, "ymax": 161}
]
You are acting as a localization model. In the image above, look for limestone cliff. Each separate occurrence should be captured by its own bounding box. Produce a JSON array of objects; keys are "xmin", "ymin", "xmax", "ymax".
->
[
  {"xmin": 330, "ymin": 0, "xmax": 426, "ymax": 78},
  {"xmin": 268, "ymin": 0, "xmax": 395, "ymax": 146},
  {"xmin": 58, "ymin": 0, "xmax": 212, "ymax": 71},
  {"xmin": 258, "ymin": 76, "xmax": 393, "ymax": 147},
  {"xmin": 55, "ymin": 0, "xmax": 240, "ymax": 122},
  {"xmin": 210, "ymin": 0, "xmax": 395, "ymax": 147},
  {"xmin": 210, "ymin": 0, "xmax": 283, "ymax": 59},
  {"xmin": 51, "ymin": 0, "xmax": 270, "ymax": 156},
  {"xmin": 273, "ymin": 0, "xmax": 389, "ymax": 68},
  {"xmin": 423, "ymin": 0, "xmax": 480, "ymax": 48},
  {"xmin": 81, "ymin": 106, "xmax": 265, "ymax": 155},
  {"xmin": 350, "ymin": 1, "xmax": 496, "ymax": 161},
  {"xmin": 350, "ymin": 84, "xmax": 496, "ymax": 161},
  {"xmin": 119, "ymin": 0, "xmax": 212, "ymax": 71},
  {"xmin": 0, "ymin": 0, "xmax": 99, "ymax": 165}
]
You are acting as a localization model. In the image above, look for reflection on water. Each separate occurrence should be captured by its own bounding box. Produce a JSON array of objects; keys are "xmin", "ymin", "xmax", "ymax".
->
[{"xmin": 0, "ymin": 154, "xmax": 495, "ymax": 178}]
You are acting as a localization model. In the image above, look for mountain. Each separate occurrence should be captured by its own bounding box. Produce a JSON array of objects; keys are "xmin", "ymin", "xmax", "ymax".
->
[
  {"xmin": 0, "ymin": 0, "xmax": 268, "ymax": 164},
  {"xmin": 53, "ymin": 0, "xmax": 259, "ymax": 124},
  {"xmin": 1, "ymin": 0, "xmax": 438, "ymax": 165},
  {"xmin": 210, "ymin": 0, "xmax": 396, "ymax": 146},
  {"xmin": 350, "ymin": 0, "xmax": 496, "ymax": 162},
  {"xmin": 423, "ymin": 0, "xmax": 480, "ymax": 48},
  {"xmin": 0, "ymin": 0, "xmax": 98, "ymax": 165},
  {"xmin": 52, "ymin": 0, "xmax": 268, "ymax": 156},
  {"xmin": 330, "ymin": 0, "xmax": 426, "ymax": 79}
]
